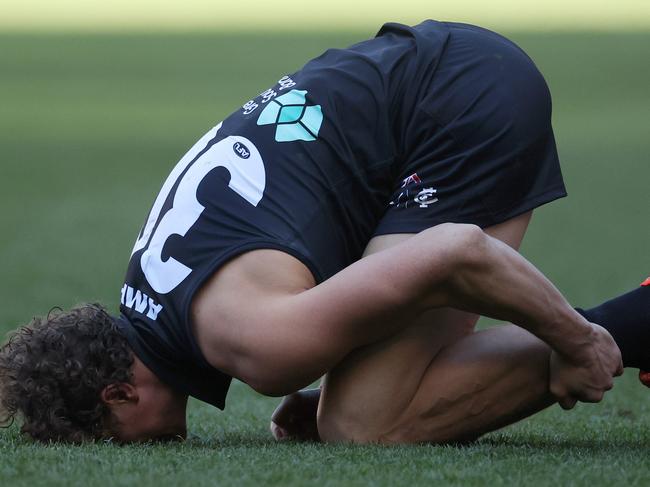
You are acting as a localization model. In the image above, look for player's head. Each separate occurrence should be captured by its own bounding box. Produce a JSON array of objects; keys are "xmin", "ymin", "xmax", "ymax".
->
[{"xmin": 0, "ymin": 304, "xmax": 187, "ymax": 443}]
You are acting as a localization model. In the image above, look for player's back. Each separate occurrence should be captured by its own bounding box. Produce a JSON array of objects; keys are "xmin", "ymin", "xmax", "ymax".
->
[{"xmin": 118, "ymin": 20, "xmax": 453, "ymax": 409}]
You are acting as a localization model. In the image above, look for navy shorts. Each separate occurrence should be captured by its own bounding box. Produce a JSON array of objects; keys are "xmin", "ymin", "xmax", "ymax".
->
[{"xmin": 374, "ymin": 22, "xmax": 566, "ymax": 235}]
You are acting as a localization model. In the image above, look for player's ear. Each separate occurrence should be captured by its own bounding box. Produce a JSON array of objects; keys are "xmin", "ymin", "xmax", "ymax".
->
[{"xmin": 100, "ymin": 383, "xmax": 139, "ymax": 405}]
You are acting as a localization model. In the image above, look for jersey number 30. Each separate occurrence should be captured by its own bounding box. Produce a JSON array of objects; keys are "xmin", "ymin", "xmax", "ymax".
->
[{"xmin": 131, "ymin": 122, "xmax": 267, "ymax": 294}]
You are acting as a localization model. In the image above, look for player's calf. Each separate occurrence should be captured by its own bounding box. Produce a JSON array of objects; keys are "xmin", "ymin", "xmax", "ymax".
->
[{"xmin": 319, "ymin": 325, "xmax": 553, "ymax": 445}]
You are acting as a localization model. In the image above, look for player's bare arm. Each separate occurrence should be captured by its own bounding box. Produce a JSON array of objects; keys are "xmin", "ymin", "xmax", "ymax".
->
[
  {"xmin": 271, "ymin": 221, "xmax": 642, "ymax": 444},
  {"xmin": 192, "ymin": 222, "xmax": 621, "ymax": 403}
]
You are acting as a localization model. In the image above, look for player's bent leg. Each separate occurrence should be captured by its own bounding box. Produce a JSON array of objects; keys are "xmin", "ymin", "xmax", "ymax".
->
[
  {"xmin": 317, "ymin": 211, "xmax": 541, "ymax": 443},
  {"xmin": 318, "ymin": 307, "xmax": 479, "ymax": 443},
  {"xmin": 380, "ymin": 325, "xmax": 552, "ymax": 444}
]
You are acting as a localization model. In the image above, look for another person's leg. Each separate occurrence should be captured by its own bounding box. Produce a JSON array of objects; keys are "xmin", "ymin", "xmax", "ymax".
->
[
  {"xmin": 577, "ymin": 285, "xmax": 650, "ymax": 372},
  {"xmin": 317, "ymin": 211, "xmax": 558, "ymax": 444}
]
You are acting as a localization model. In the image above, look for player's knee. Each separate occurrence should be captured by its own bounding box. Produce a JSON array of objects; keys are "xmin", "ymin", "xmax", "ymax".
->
[
  {"xmin": 316, "ymin": 410, "xmax": 343, "ymax": 443},
  {"xmin": 317, "ymin": 404, "xmax": 364, "ymax": 443},
  {"xmin": 317, "ymin": 396, "xmax": 393, "ymax": 444}
]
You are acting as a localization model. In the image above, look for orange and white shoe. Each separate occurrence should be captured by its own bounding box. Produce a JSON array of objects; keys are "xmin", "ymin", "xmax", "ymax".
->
[{"xmin": 637, "ymin": 277, "xmax": 650, "ymax": 387}]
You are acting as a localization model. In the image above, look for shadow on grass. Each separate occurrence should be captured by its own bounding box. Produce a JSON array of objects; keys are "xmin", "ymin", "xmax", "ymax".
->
[
  {"xmin": 177, "ymin": 430, "xmax": 650, "ymax": 454},
  {"xmin": 476, "ymin": 434, "xmax": 650, "ymax": 453},
  {"xmin": 3, "ymin": 424, "xmax": 649, "ymax": 454}
]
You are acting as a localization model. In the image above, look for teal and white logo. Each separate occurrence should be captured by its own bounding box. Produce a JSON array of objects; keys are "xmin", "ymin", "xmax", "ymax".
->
[{"xmin": 256, "ymin": 89, "xmax": 323, "ymax": 142}]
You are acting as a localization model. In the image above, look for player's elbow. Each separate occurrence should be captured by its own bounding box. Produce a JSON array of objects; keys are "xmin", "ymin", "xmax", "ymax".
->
[
  {"xmin": 440, "ymin": 223, "xmax": 495, "ymax": 296},
  {"xmin": 440, "ymin": 223, "xmax": 490, "ymax": 280},
  {"xmin": 241, "ymin": 366, "xmax": 318, "ymax": 397},
  {"xmin": 406, "ymin": 223, "xmax": 489, "ymax": 309},
  {"xmin": 237, "ymin": 348, "xmax": 327, "ymax": 397},
  {"xmin": 431, "ymin": 223, "xmax": 487, "ymax": 269},
  {"xmin": 244, "ymin": 375, "xmax": 292, "ymax": 397}
]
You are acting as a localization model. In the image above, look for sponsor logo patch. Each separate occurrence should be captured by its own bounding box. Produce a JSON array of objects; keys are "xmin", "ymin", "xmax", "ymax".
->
[
  {"xmin": 233, "ymin": 141, "xmax": 250, "ymax": 159},
  {"xmin": 256, "ymin": 89, "xmax": 323, "ymax": 142}
]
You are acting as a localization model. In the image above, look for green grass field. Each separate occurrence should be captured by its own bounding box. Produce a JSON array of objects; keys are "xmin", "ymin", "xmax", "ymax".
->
[{"xmin": 1, "ymin": 30, "xmax": 649, "ymax": 486}]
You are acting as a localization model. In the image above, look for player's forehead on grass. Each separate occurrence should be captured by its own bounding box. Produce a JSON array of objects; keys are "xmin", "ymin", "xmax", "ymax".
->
[{"xmin": 0, "ymin": 305, "xmax": 134, "ymax": 442}]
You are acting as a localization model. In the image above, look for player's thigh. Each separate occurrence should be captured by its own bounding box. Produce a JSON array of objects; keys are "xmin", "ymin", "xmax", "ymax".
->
[{"xmin": 318, "ymin": 211, "xmax": 533, "ymax": 443}]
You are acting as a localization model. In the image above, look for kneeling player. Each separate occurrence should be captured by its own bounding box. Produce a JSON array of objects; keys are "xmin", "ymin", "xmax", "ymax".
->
[{"xmin": 1, "ymin": 20, "xmax": 640, "ymax": 444}]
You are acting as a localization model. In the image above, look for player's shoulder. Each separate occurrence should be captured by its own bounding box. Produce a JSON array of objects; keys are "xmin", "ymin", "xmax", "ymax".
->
[{"xmin": 190, "ymin": 249, "xmax": 316, "ymax": 375}]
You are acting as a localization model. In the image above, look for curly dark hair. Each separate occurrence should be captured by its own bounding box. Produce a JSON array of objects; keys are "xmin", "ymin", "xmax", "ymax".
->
[{"xmin": 0, "ymin": 304, "xmax": 134, "ymax": 443}]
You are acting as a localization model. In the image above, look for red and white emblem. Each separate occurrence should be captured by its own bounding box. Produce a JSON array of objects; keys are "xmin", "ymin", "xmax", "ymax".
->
[{"xmin": 389, "ymin": 173, "xmax": 438, "ymax": 209}]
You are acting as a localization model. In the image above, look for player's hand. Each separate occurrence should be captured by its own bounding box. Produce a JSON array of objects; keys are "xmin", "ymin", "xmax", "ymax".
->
[
  {"xmin": 549, "ymin": 323, "xmax": 623, "ymax": 410},
  {"xmin": 270, "ymin": 388, "xmax": 321, "ymax": 442}
]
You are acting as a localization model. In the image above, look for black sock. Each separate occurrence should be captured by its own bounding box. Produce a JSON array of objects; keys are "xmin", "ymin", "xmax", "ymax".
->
[{"xmin": 576, "ymin": 284, "xmax": 650, "ymax": 370}]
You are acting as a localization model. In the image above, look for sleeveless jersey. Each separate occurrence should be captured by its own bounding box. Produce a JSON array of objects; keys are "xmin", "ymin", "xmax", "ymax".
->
[{"xmin": 118, "ymin": 21, "xmax": 453, "ymax": 408}]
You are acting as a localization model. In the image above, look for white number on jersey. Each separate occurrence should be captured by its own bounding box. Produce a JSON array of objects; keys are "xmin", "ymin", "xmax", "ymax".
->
[{"xmin": 132, "ymin": 123, "xmax": 266, "ymax": 294}]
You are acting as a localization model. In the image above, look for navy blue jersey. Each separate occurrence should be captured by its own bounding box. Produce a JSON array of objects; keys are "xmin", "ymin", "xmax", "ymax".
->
[{"xmin": 117, "ymin": 20, "xmax": 565, "ymax": 409}]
